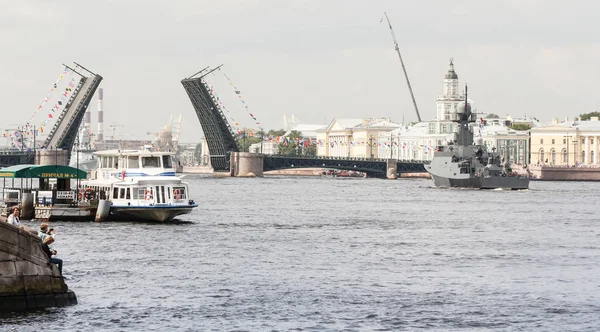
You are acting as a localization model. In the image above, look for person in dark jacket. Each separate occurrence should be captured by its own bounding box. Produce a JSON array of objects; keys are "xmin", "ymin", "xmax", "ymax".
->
[{"xmin": 41, "ymin": 236, "xmax": 62, "ymax": 275}]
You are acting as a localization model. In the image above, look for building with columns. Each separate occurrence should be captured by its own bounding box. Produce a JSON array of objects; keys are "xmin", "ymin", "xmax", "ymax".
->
[
  {"xmin": 480, "ymin": 119, "xmax": 530, "ymax": 165},
  {"xmin": 316, "ymin": 118, "xmax": 402, "ymax": 158},
  {"xmin": 530, "ymin": 117, "xmax": 600, "ymax": 166}
]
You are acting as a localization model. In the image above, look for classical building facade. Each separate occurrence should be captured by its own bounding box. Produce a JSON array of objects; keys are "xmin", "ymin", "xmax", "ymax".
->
[
  {"xmin": 530, "ymin": 117, "xmax": 600, "ymax": 166},
  {"xmin": 316, "ymin": 118, "xmax": 401, "ymax": 158}
]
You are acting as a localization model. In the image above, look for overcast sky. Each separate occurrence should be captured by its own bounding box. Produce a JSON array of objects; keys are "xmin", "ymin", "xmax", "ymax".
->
[{"xmin": 1, "ymin": 0, "xmax": 599, "ymax": 143}]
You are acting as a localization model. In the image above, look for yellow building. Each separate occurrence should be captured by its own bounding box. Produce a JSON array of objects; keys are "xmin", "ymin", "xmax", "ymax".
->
[
  {"xmin": 316, "ymin": 118, "xmax": 401, "ymax": 159},
  {"xmin": 530, "ymin": 117, "xmax": 600, "ymax": 166}
]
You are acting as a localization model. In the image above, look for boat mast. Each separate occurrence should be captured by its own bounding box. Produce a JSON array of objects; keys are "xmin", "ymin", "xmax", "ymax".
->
[{"xmin": 383, "ymin": 12, "xmax": 422, "ymax": 122}]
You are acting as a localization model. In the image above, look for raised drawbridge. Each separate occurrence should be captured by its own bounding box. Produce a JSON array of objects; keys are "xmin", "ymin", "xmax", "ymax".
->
[
  {"xmin": 42, "ymin": 63, "xmax": 102, "ymax": 163},
  {"xmin": 0, "ymin": 63, "xmax": 102, "ymax": 167},
  {"xmin": 181, "ymin": 66, "xmax": 239, "ymax": 171}
]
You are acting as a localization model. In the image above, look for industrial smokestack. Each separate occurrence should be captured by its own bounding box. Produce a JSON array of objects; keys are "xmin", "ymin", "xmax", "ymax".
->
[
  {"xmin": 97, "ymin": 88, "xmax": 104, "ymax": 141},
  {"xmin": 84, "ymin": 101, "xmax": 91, "ymax": 129}
]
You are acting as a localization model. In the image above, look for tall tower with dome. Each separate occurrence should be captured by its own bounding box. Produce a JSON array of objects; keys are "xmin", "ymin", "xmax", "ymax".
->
[{"xmin": 436, "ymin": 59, "xmax": 464, "ymax": 121}]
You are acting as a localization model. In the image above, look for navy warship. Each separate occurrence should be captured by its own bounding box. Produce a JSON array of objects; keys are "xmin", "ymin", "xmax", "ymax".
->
[{"xmin": 426, "ymin": 86, "xmax": 529, "ymax": 190}]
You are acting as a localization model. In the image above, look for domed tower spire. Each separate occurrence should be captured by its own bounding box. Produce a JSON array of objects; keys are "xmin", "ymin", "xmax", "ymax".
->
[
  {"xmin": 443, "ymin": 58, "xmax": 459, "ymax": 97},
  {"xmin": 445, "ymin": 58, "xmax": 458, "ymax": 80},
  {"xmin": 436, "ymin": 58, "xmax": 463, "ymax": 121}
]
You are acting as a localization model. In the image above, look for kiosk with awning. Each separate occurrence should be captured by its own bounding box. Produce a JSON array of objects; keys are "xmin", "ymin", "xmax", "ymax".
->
[
  {"xmin": 0, "ymin": 164, "xmax": 87, "ymax": 207},
  {"xmin": 0, "ymin": 165, "xmax": 87, "ymax": 179}
]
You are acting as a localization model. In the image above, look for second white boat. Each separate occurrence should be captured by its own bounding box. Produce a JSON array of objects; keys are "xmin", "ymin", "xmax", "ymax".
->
[{"xmin": 82, "ymin": 149, "xmax": 198, "ymax": 222}]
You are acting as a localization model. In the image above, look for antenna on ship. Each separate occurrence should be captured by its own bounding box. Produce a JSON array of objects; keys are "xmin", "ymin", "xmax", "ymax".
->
[{"xmin": 383, "ymin": 12, "xmax": 422, "ymax": 122}]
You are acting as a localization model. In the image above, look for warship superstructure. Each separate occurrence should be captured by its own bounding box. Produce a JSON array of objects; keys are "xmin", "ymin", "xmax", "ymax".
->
[{"xmin": 426, "ymin": 86, "xmax": 529, "ymax": 190}]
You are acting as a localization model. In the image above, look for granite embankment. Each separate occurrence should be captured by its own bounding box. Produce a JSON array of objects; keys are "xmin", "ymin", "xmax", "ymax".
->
[{"xmin": 0, "ymin": 222, "xmax": 76, "ymax": 311}]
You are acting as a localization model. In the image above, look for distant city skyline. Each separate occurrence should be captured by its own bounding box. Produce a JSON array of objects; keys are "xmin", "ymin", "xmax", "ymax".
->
[{"xmin": 1, "ymin": 0, "xmax": 599, "ymax": 143}]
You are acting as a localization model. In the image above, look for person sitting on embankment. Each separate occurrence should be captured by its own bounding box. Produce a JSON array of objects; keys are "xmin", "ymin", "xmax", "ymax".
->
[
  {"xmin": 6, "ymin": 206, "xmax": 20, "ymax": 226},
  {"xmin": 41, "ymin": 236, "xmax": 63, "ymax": 276},
  {"xmin": 38, "ymin": 223, "xmax": 55, "ymax": 242}
]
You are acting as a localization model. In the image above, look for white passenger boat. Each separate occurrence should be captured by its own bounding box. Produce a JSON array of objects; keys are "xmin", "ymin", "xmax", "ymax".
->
[{"xmin": 82, "ymin": 149, "xmax": 197, "ymax": 222}]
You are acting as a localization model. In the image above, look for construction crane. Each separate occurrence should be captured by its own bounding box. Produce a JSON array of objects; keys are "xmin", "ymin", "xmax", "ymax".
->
[
  {"xmin": 146, "ymin": 131, "xmax": 160, "ymax": 139},
  {"xmin": 109, "ymin": 123, "xmax": 124, "ymax": 140},
  {"xmin": 383, "ymin": 12, "xmax": 422, "ymax": 122}
]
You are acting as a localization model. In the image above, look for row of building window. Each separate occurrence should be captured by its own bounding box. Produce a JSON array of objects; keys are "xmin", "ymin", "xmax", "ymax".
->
[
  {"xmin": 539, "ymin": 150, "xmax": 594, "ymax": 164},
  {"xmin": 541, "ymin": 138, "xmax": 594, "ymax": 145}
]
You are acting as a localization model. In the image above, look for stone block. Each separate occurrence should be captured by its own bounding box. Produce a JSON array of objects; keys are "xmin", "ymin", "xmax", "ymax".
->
[
  {"xmin": 50, "ymin": 264, "xmax": 61, "ymax": 277},
  {"xmin": 0, "ymin": 228, "xmax": 18, "ymax": 246},
  {"xmin": 54, "ymin": 293, "xmax": 67, "ymax": 306},
  {"xmin": 0, "ymin": 276, "xmax": 25, "ymax": 295},
  {"xmin": 67, "ymin": 290, "xmax": 78, "ymax": 305},
  {"xmin": 18, "ymin": 233, "xmax": 31, "ymax": 253},
  {"xmin": 26, "ymin": 294, "xmax": 37, "ymax": 309},
  {"xmin": 22, "ymin": 275, "xmax": 53, "ymax": 295},
  {"xmin": 0, "ymin": 295, "xmax": 27, "ymax": 311},
  {"xmin": 51, "ymin": 276, "xmax": 68, "ymax": 293},
  {"xmin": 14, "ymin": 261, "xmax": 52, "ymax": 276},
  {"xmin": 0, "ymin": 251, "xmax": 18, "ymax": 261},
  {"xmin": 34, "ymin": 293, "xmax": 55, "ymax": 308},
  {"xmin": 0, "ymin": 261, "xmax": 16, "ymax": 277}
]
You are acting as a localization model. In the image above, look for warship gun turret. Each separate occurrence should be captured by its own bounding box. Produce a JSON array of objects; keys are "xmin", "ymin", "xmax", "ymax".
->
[{"xmin": 426, "ymin": 86, "xmax": 529, "ymax": 189}]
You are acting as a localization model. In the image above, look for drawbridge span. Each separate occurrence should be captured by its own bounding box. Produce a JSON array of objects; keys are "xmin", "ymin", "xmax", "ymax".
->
[
  {"xmin": 43, "ymin": 63, "xmax": 102, "ymax": 163},
  {"xmin": 181, "ymin": 66, "xmax": 239, "ymax": 171},
  {"xmin": 0, "ymin": 63, "xmax": 102, "ymax": 167}
]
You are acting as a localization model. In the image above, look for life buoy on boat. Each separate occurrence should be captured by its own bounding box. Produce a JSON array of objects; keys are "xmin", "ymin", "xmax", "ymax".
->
[
  {"xmin": 84, "ymin": 188, "xmax": 95, "ymax": 200},
  {"xmin": 173, "ymin": 189, "xmax": 181, "ymax": 200},
  {"xmin": 121, "ymin": 170, "xmax": 126, "ymax": 179},
  {"xmin": 144, "ymin": 190, "xmax": 153, "ymax": 200}
]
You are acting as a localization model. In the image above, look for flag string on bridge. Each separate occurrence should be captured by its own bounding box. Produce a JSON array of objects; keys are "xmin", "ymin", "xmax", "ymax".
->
[
  {"xmin": 3, "ymin": 66, "xmax": 80, "ymax": 150},
  {"xmin": 29, "ymin": 67, "xmax": 69, "ymax": 121},
  {"xmin": 222, "ymin": 72, "xmax": 263, "ymax": 131},
  {"xmin": 204, "ymin": 79, "xmax": 242, "ymax": 135},
  {"xmin": 26, "ymin": 66, "xmax": 79, "ymax": 135}
]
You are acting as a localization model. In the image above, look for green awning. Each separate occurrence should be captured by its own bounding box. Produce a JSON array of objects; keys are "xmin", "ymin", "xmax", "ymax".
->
[
  {"xmin": 0, "ymin": 164, "xmax": 34, "ymax": 178},
  {"xmin": 0, "ymin": 164, "xmax": 87, "ymax": 179}
]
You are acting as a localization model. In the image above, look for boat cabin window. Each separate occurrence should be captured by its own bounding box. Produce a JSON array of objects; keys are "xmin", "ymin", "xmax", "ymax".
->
[
  {"xmin": 173, "ymin": 187, "xmax": 186, "ymax": 200},
  {"xmin": 102, "ymin": 157, "xmax": 108, "ymax": 168},
  {"xmin": 113, "ymin": 187, "xmax": 118, "ymax": 199},
  {"xmin": 142, "ymin": 156, "xmax": 160, "ymax": 168},
  {"xmin": 162, "ymin": 155, "xmax": 172, "ymax": 168},
  {"xmin": 132, "ymin": 187, "xmax": 144, "ymax": 199},
  {"xmin": 128, "ymin": 156, "xmax": 140, "ymax": 168},
  {"xmin": 119, "ymin": 188, "xmax": 125, "ymax": 199},
  {"xmin": 126, "ymin": 188, "xmax": 131, "ymax": 199}
]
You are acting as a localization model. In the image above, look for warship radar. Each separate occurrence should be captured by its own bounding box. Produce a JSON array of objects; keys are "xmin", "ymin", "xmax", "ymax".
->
[{"xmin": 426, "ymin": 85, "xmax": 529, "ymax": 190}]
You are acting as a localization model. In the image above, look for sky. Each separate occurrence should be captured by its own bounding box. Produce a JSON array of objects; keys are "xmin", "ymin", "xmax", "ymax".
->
[{"xmin": 1, "ymin": 0, "xmax": 599, "ymax": 143}]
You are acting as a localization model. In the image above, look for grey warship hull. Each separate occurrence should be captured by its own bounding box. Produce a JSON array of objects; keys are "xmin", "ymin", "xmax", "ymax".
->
[{"xmin": 430, "ymin": 173, "xmax": 529, "ymax": 190}]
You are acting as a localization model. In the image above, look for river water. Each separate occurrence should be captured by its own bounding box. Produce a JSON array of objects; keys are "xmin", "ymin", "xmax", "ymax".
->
[{"xmin": 1, "ymin": 175, "xmax": 599, "ymax": 331}]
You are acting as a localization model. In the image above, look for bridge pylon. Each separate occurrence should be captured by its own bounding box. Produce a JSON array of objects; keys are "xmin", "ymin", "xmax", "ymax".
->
[{"xmin": 230, "ymin": 152, "xmax": 264, "ymax": 177}]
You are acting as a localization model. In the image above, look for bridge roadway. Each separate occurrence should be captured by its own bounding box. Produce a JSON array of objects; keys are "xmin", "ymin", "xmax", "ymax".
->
[
  {"xmin": 263, "ymin": 155, "xmax": 428, "ymax": 178},
  {"xmin": 0, "ymin": 151, "xmax": 34, "ymax": 168}
]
